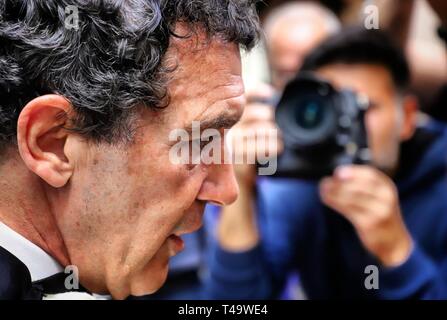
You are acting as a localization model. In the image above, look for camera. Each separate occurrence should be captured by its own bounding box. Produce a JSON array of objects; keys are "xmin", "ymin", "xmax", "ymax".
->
[{"xmin": 273, "ymin": 73, "xmax": 371, "ymax": 179}]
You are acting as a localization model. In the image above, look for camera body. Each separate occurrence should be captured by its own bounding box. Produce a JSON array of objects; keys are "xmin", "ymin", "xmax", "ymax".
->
[{"xmin": 274, "ymin": 73, "xmax": 371, "ymax": 179}]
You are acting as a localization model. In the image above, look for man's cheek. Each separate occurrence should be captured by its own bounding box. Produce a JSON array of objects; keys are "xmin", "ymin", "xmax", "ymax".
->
[
  {"xmin": 179, "ymin": 169, "xmax": 206, "ymax": 202},
  {"xmin": 366, "ymin": 111, "xmax": 388, "ymax": 145}
]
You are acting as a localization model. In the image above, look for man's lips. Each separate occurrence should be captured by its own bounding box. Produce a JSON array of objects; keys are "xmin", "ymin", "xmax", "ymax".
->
[
  {"xmin": 172, "ymin": 204, "xmax": 206, "ymax": 236},
  {"xmin": 167, "ymin": 222, "xmax": 203, "ymax": 257},
  {"xmin": 167, "ymin": 234, "xmax": 185, "ymax": 254},
  {"xmin": 167, "ymin": 202, "xmax": 206, "ymax": 255}
]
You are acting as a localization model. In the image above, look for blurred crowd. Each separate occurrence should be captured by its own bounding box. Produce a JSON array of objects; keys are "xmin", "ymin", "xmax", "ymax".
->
[{"xmin": 141, "ymin": 0, "xmax": 447, "ymax": 300}]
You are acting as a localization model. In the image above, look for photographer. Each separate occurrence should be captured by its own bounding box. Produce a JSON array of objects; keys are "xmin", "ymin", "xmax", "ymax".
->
[{"xmin": 206, "ymin": 28, "xmax": 447, "ymax": 299}]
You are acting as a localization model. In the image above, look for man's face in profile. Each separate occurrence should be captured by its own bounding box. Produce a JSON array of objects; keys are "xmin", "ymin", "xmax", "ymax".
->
[{"xmin": 55, "ymin": 35, "xmax": 243, "ymax": 299}]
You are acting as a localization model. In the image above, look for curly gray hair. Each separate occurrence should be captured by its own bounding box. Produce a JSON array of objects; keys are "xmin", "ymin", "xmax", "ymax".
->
[{"xmin": 0, "ymin": 0, "xmax": 259, "ymax": 153}]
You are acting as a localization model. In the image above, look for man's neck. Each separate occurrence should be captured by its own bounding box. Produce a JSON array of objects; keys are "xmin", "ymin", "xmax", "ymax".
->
[
  {"xmin": 0, "ymin": 222, "xmax": 64, "ymax": 281},
  {"xmin": 0, "ymin": 152, "xmax": 70, "ymax": 267}
]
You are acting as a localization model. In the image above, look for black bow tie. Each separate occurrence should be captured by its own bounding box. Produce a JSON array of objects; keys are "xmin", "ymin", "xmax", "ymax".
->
[
  {"xmin": 31, "ymin": 272, "xmax": 90, "ymax": 299},
  {"xmin": 0, "ymin": 246, "xmax": 89, "ymax": 300}
]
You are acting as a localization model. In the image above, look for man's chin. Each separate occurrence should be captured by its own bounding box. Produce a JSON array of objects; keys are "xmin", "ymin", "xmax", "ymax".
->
[
  {"xmin": 112, "ymin": 235, "xmax": 184, "ymax": 298},
  {"xmin": 125, "ymin": 260, "xmax": 170, "ymax": 298},
  {"xmin": 127, "ymin": 241, "xmax": 173, "ymax": 298}
]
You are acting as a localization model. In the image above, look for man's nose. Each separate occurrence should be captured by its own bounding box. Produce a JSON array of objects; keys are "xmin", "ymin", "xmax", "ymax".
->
[{"xmin": 197, "ymin": 163, "xmax": 239, "ymax": 206}]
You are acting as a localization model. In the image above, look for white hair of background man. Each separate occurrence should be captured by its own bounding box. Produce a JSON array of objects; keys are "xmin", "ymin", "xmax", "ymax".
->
[
  {"xmin": 241, "ymin": 1, "xmax": 342, "ymax": 90},
  {"xmin": 263, "ymin": 1, "xmax": 341, "ymax": 39}
]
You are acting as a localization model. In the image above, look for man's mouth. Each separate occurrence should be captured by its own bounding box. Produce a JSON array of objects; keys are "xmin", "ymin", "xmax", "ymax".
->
[
  {"xmin": 167, "ymin": 234, "xmax": 185, "ymax": 255},
  {"xmin": 167, "ymin": 203, "xmax": 206, "ymax": 256}
]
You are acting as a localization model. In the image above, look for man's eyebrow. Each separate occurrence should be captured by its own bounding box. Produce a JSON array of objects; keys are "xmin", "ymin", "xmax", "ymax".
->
[{"xmin": 183, "ymin": 111, "xmax": 242, "ymax": 134}]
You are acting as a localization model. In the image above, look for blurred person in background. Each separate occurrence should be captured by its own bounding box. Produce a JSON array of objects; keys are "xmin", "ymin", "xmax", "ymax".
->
[
  {"xmin": 243, "ymin": 1, "xmax": 340, "ymax": 91},
  {"xmin": 263, "ymin": 1, "xmax": 341, "ymax": 90},
  {"xmin": 257, "ymin": 0, "xmax": 446, "ymax": 121},
  {"xmin": 205, "ymin": 28, "xmax": 447, "ymax": 300},
  {"xmin": 375, "ymin": 0, "xmax": 446, "ymax": 121},
  {"xmin": 424, "ymin": 0, "xmax": 447, "ymax": 122}
]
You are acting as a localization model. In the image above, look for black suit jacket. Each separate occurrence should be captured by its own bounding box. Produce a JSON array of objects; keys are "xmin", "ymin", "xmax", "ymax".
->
[{"xmin": 0, "ymin": 246, "xmax": 42, "ymax": 299}]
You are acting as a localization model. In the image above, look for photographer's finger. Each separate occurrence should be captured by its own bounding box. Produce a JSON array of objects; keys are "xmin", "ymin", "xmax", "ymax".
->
[
  {"xmin": 320, "ymin": 178, "xmax": 375, "ymax": 213},
  {"xmin": 241, "ymin": 103, "xmax": 275, "ymax": 124},
  {"xmin": 245, "ymin": 83, "xmax": 276, "ymax": 103},
  {"xmin": 334, "ymin": 165, "xmax": 383, "ymax": 183}
]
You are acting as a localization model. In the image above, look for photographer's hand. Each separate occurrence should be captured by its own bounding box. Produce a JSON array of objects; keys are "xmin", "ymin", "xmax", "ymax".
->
[{"xmin": 319, "ymin": 165, "xmax": 413, "ymax": 267}]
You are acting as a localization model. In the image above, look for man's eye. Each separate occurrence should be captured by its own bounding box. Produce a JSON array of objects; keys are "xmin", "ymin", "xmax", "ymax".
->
[
  {"xmin": 192, "ymin": 135, "xmax": 220, "ymax": 150},
  {"xmin": 190, "ymin": 139, "xmax": 205, "ymax": 151},
  {"xmin": 200, "ymin": 139, "xmax": 210, "ymax": 150}
]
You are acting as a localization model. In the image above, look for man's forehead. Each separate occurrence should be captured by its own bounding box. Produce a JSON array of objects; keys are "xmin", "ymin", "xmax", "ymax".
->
[
  {"xmin": 166, "ymin": 30, "xmax": 242, "ymax": 83},
  {"xmin": 162, "ymin": 30, "xmax": 245, "ymax": 131},
  {"xmin": 132, "ymin": 34, "xmax": 245, "ymax": 139}
]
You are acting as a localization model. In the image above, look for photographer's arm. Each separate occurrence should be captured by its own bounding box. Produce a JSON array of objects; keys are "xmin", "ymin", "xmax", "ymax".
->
[
  {"xmin": 218, "ymin": 168, "xmax": 259, "ymax": 252},
  {"xmin": 378, "ymin": 242, "xmax": 447, "ymax": 299},
  {"xmin": 205, "ymin": 175, "xmax": 315, "ymax": 300},
  {"xmin": 205, "ymin": 171, "xmax": 272, "ymax": 300}
]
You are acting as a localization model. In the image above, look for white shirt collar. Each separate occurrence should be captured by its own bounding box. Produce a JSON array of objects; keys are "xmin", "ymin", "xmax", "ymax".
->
[{"xmin": 0, "ymin": 221, "xmax": 64, "ymax": 281}]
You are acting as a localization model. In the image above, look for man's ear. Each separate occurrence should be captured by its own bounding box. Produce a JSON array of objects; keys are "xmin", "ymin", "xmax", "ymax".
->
[
  {"xmin": 400, "ymin": 95, "xmax": 419, "ymax": 142},
  {"xmin": 17, "ymin": 94, "xmax": 74, "ymax": 188}
]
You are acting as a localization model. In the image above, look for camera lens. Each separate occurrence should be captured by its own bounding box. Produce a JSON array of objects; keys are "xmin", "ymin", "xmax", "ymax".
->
[
  {"xmin": 276, "ymin": 74, "xmax": 339, "ymax": 150},
  {"xmin": 277, "ymin": 93, "xmax": 336, "ymax": 149},
  {"xmin": 294, "ymin": 100, "xmax": 325, "ymax": 130}
]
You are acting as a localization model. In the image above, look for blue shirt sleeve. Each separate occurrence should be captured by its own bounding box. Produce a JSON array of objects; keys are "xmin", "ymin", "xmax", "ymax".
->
[{"xmin": 379, "ymin": 242, "xmax": 447, "ymax": 299}]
